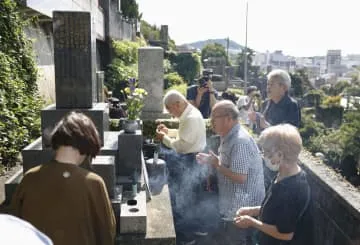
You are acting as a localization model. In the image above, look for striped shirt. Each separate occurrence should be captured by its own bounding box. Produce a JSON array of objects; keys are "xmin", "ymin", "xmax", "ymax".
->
[{"xmin": 217, "ymin": 124, "xmax": 265, "ymax": 219}]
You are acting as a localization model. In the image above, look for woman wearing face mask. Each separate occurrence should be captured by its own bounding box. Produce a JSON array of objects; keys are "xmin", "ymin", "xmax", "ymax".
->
[{"xmin": 233, "ymin": 124, "xmax": 313, "ymax": 245}]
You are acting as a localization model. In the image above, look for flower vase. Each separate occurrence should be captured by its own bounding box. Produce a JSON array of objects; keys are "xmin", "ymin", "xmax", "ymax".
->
[{"xmin": 124, "ymin": 119, "xmax": 138, "ymax": 134}]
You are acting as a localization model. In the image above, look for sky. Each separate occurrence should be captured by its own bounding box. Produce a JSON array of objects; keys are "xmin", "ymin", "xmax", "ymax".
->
[{"xmin": 137, "ymin": 0, "xmax": 360, "ymax": 57}]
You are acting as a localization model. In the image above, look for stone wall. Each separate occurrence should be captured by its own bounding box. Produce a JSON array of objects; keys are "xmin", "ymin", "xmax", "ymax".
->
[{"xmin": 298, "ymin": 151, "xmax": 360, "ymax": 245}]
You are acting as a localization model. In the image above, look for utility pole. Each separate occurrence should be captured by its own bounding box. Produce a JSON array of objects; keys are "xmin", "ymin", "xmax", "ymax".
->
[
  {"xmin": 244, "ymin": 1, "xmax": 249, "ymax": 93},
  {"xmin": 226, "ymin": 37, "xmax": 230, "ymax": 64}
]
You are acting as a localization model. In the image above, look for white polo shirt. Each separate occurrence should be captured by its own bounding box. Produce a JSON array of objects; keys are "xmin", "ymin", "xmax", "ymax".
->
[{"xmin": 162, "ymin": 104, "xmax": 206, "ymax": 154}]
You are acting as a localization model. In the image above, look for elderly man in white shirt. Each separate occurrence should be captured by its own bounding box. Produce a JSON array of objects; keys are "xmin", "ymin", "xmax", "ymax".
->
[
  {"xmin": 156, "ymin": 90, "xmax": 207, "ymax": 245},
  {"xmin": 156, "ymin": 90, "xmax": 206, "ymax": 153}
]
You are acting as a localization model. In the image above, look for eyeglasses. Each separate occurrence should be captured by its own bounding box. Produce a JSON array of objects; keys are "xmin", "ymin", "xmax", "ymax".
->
[
  {"xmin": 261, "ymin": 149, "xmax": 275, "ymax": 158},
  {"xmin": 210, "ymin": 114, "xmax": 228, "ymax": 123}
]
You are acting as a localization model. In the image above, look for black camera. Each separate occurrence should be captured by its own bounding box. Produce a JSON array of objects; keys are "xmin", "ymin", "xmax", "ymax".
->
[{"xmin": 199, "ymin": 76, "xmax": 209, "ymax": 87}]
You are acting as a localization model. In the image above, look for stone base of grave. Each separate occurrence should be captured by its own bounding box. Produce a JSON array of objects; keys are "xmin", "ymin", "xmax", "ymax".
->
[{"xmin": 41, "ymin": 103, "xmax": 109, "ymax": 147}]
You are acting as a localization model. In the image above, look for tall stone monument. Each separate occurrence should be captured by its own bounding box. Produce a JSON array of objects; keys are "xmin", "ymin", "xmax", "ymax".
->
[
  {"xmin": 138, "ymin": 47, "xmax": 169, "ymax": 120},
  {"xmin": 41, "ymin": 11, "xmax": 108, "ymax": 146}
]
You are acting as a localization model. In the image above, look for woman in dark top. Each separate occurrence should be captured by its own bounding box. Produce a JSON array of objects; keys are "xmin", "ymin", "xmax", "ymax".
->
[
  {"xmin": 234, "ymin": 124, "xmax": 312, "ymax": 245},
  {"xmin": 11, "ymin": 111, "xmax": 116, "ymax": 245}
]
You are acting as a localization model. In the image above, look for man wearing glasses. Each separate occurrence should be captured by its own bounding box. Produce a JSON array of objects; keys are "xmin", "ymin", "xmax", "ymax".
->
[
  {"xmin": 197, "ymin": 100, "xmax": 265, "ymax": 245},
  {"xmin": 248, "ymin": 69, "xmax": 301, "ymax": 132}
]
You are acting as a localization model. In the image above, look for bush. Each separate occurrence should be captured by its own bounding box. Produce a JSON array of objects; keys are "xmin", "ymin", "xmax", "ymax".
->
[
  {"xmin": 299, "ymin": 112, "xmax": 326, "ymax": 146},
  {"xmin": 105, "ymin": 39, "xmax": 145, "ymax": 99},
  {"xmin": 0, "ymin": 0, "xmax": 43, "ymax": 166},
  {"xmin": 164, "ymin": 72, "xmax": 185, "ymax": 88},
  {"xmin": 140, "ymin": 20, "xmax": 160, "ymax": 41},
  {"xmin": 163, "ymin": 59, "xmax": 173, "ymax": 74},
  {"xmin": 165, "ymin": 83, "xmax": 187, "ymax": 97},
  {"xmin": 322, "ymin": 95, "xmax": 341, "ymax": 107},
  {"xmin": 168, "ymin": 52, "xmax": 201, "ymax": 83}
]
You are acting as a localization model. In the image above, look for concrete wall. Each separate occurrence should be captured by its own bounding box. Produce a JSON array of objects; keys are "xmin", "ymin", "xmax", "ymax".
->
[
  {"xmin": 24, "ymin": 22, "xmax": 56, "ymax": 103},
  {"xmin": 298, "ymin": 152, "xmax": 360, "ymax": 245},
  {"xmin": 22, "ymin": 0, "xmax": 136, "ymax": 102},
  {"xmin": 108, "ymin": 0, "xmax": 136, "ymax": 41}
]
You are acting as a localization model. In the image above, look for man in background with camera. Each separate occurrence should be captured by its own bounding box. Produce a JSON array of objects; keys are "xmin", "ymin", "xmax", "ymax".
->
[
  {"xmin": 236, "ymin": 86, "xmax": 260, "ymax": 126},
  {"xmin": 187, "ymin": 70, "xmax": 217, "ymax": 119}
]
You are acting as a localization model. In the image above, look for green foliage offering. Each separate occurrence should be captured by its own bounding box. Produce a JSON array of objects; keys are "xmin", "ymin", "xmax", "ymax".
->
[
  {"xmin": 164, "ymin": 72, "xmax": 185, "ymax": 88},
  {"xmin": 121, "ymin": 0, "xmax": 139, "ymax": 19},
  {"xmin": 124, "ymin": 87, "xmax": 148, "ymax": 120},
  {"xmin": 165, "ymin": 83, "xmax": 187, "ymax": 97},
  {"xmin": 142, "ymin": 120, "xmax": 157, "ymax": 139},
  {"xmin": 0, "ymin": 0, "xmax": 43, "ymax": 166},
  {"xmin": 168, "ymin": 52, "xmax": 201, "ymax": 83}
]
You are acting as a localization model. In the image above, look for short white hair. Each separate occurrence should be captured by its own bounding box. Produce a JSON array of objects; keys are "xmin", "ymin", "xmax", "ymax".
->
[
  {"xmin": 258, "ymin": 124, "xmax": 302, "ymax": 164},
  {"xmin": 267, "ymin": 69, "xmax": 291, "ymax": 91},
  {"xmin": 163, "ymin": 90, "xmax": 186, "ymax": 106},
  {"xmin": 213, "ymin": 100, "xmax": 239, "ymax": 120}
]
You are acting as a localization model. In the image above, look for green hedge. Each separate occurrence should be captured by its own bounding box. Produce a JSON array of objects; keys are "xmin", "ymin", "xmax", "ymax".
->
[
  {"xmin": 0, "ymin": 0, "xmax": 43, "ymax": 166},
  {"xmin": 105, "ymin": 38, "xmax": 146, "ymax": 97}
]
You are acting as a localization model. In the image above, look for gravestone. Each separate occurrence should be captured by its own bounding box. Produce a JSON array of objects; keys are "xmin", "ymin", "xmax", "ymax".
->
[
  {"xmin": 53, "ymin": 11, "xmax": 96, "ymax": 108},
  {"xmin": 41, "ymin": 11, "xmax": 109, "ymax": 147},
  {"xmin": 8, "ymin": 12, "xmax": 176, "ymax": 242},
  {"xmin": 138, "ymin": 47, "xmax": 169, "ymax": 120}
]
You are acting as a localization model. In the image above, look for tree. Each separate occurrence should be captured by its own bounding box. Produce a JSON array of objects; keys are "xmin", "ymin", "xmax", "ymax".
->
[
  {"xmin": 236, "ymin": 47, "xmax": 256, "ymax": 80},
  {"xmin": 289, "ymin": 69, "xmax": 313, "ymax": 97},
  {"xmin": 121, "ymin": 0, "xmax": 139, "ymax": 19},
  {"xmin": 170, "ymin": 52, "xmax": 201, "ymax": 83},
  {"xmin": 201, "ymin": 43, "xmax": 229, "ymax": 65}
]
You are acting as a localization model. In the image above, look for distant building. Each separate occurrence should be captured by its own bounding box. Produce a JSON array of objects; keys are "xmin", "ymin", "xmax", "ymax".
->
[
  {"xmin": 268, "ymin": 50, "xmax": 296, "ymax": 72},
  {"xmin": 326, "ymin": 50, "xmax": 345, "ymax": 76}
]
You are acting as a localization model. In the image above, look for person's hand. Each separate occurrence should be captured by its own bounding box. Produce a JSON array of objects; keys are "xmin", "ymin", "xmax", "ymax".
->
[
  {"xmin": 236, "ymin": 207, "xmax": 256, "ymax": 217},
  {"xmin": 197, "ymin": 85, "xmax": 208, "ymax": 95},
  {"xmin": 248, "ymin": 110, "xmax": 257, "ymax": 123},
  {"xmin": 155, "ymin": 129, "xmax": 166, "ymax": 141},
  {"xmin": 156, "ymin": 123, "xmax": 168, "ymax": 134},
  {"xmin": 233, "ymin": 215, "xmax": 254, "ymax": 229},
  {"xmin": 196, "ymin": 151, "xmax": 220, "ymax": 169},
  {"xmin": 207, "ymin": 80, "xmax": 214, "ymax": 92}
]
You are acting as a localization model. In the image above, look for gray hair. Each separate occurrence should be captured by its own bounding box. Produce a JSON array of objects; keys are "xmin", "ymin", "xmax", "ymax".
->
[
  {"xmin": 213, "ymin": 100, "xmax": 239, "ymax": 120},
  {"xmin": 267, "ymin": 69, "xmax": 291, "ymax": 90},
  {"xmin": 163, "ymin": 90, "xmax": 186, "ymax": 106},
  {"xmin": 258, "ymin": 124, "xmax": 302, "ymax": 164}
]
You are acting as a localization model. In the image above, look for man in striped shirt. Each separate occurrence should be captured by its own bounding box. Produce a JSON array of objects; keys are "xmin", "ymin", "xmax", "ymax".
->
[{"xmin": 197, "ymin": 100, "xmax": 265, "ymax": 245}]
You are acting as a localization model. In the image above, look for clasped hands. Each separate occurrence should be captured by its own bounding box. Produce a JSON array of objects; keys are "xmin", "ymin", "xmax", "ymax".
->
[
  {"xmin": 155, "ymin": 124, "xmax": 168, "ymax": 141},
  {"xmin": 197, "ymin": 80, "xmax": 214, "ymax": 95},
  {"xmin": 196, "ymin": 151, "xmax": 221, "ymax": 169}
]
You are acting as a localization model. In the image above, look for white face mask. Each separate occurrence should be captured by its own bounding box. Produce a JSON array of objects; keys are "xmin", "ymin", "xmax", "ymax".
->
[{"xmin": 264, "ymin": 157, "xmax": 280, "ymax": 172}]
